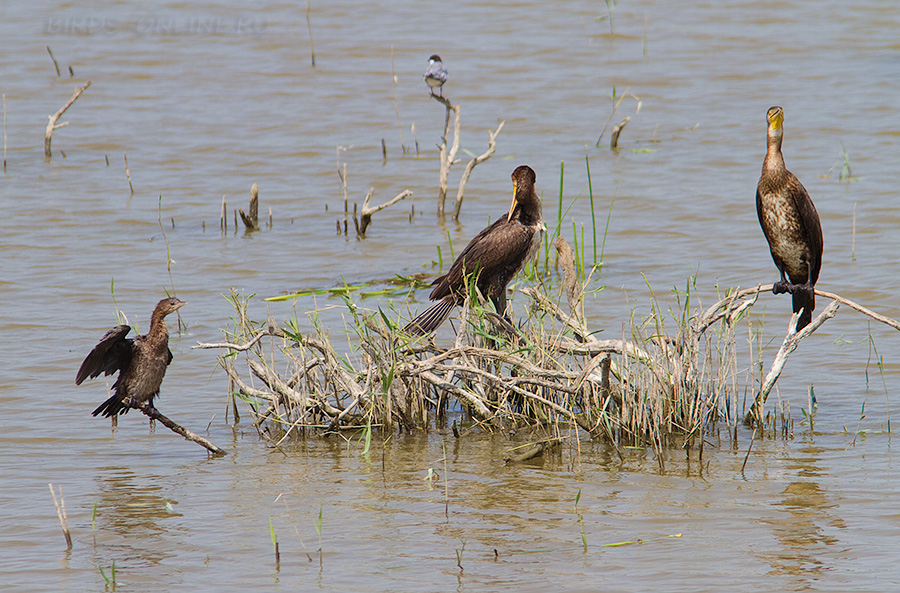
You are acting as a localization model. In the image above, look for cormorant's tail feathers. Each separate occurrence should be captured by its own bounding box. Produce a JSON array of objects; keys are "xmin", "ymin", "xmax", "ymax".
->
[
  {"xmin": 92, "ymin": 394, "xmax": 130, "ymax": 418},
  {"xmin": 792, "ymin": 289, "xmax": 814, "ymax": 331},
  {"xmin": 402, "ymin": 298, "xmax": 455, "ymax": 336}
]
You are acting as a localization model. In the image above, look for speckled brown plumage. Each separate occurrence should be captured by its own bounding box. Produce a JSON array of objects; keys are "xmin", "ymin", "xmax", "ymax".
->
[
  {"xmin": 404, "ymin": 165, "xmax": 545, "ymax": 335},
  {"xmin": 76, "ymin": 297, "xmax": 187, "ymax": 417},
  {"xmin": 756, "ymin": 106, "xmax": 823, "ymax": 330}
]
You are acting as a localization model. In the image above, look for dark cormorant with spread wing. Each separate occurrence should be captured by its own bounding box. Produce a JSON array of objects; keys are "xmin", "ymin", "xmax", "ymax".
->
[
  {"xmin": 756, "ymin": 106, "xmax": 823, "ymax": 330},
  {"xmin": 76, "ymin": 297, "xmax": 187, "ymax": 417},
  {"xmin": 404, "ymin": 165, "xmax": 545, "ymax": 335}
]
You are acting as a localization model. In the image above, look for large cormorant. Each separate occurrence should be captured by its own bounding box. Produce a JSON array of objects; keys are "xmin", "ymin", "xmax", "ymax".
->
[
  {"xmin": 756, "ymin": 106, "xmax": 823, "ymax": 330},
  {"xmin": 404, "ymin": 165, "xmax": 544, "ymax": 335},
  {"xmin": 76, "ymin": 297, "xmax": 187, "ymax": 417}
]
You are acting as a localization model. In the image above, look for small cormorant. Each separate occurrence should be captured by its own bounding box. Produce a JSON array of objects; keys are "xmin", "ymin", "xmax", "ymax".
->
[{"xmin": 76, "ymin": 297, "xmax": 187, "ymax": 417}]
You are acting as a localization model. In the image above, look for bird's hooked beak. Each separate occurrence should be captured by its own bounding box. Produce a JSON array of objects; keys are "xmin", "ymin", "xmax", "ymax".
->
[
  {"xmin": 173, "ymin": 299, "xmax": 188, "ymax": 311},
  {"xmin": 767, "ymin": 107, "xmax": 783, "ymax": 131},
  {"xmin": 507, "ymin": 182, "xmax": 518, "ymax": 222}
]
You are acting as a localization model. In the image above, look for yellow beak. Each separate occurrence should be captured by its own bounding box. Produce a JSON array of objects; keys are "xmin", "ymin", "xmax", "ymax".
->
[{"xmin": 507, "ymin": 183, "xmax": 518, "ymax": 222}]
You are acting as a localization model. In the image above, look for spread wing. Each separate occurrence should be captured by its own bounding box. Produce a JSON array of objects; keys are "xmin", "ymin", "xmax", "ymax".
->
[{"xmin": 75, "ymin": 325, "xmax": 135, "ymax": 385}]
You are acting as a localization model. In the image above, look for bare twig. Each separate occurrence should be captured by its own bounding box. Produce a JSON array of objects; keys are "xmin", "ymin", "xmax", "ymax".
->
[
  {"xmin": 46, "ymin": 46, "xmax": 61, "ymax": 77},
  {"xmin": 137, "ymin": 402, "xmax": 227, "ymax": 456},
  {"xmin": 305, "ymin": 0, "xmax": 316, "ymax": 67},
  {"xmin": 749, "ymin": 301, "xmax": 839, "ymax": 425},
  {"xmin": 453, "ymin": 120, "xmax": 505, "ymax": 221},
  {"xmin": 220, "ymin": 194, "xmax": 227, "ymax": 232},
  {"xmin": 431, "ymin": 94, "xmax": 461, "ymax": 216},
  {"xmin": 44, "ymin": 80, "xmax": 91, "ymax": 158},
  {"xmin": 358, "ymin": 188, "xmax": 413, "ymax": 237},
  {"xmin": 48, "ymin": 483, "xmax": 73, "ymax": 550},
  {"xmin": 123, "ymin": 151, "xmax": 134, "ymax": 195},
  {"xmin": 3, "ymin": 93, "xmax": 7, "ymax": 172}
]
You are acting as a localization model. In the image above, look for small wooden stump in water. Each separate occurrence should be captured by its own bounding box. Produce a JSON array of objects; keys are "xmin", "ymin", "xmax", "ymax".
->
[{"xmin": 239, "ymin": 183, "xmax": 260, "ymax": 231}]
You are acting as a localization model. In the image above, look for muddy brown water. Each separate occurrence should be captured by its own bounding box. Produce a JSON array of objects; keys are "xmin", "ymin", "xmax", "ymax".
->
[{"xmin": 2, "ymin": 1, "xmax": 900, "ymax": 591}]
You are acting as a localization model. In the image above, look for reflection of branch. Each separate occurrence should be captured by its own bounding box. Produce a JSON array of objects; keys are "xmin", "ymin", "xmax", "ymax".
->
[
  {"xmin": 44, "ymin": 80, "xmax": 91, "ymax": 157},
  {"xmin": 453, "ymin": 121, "xmax": 505, "ymax": 221}
]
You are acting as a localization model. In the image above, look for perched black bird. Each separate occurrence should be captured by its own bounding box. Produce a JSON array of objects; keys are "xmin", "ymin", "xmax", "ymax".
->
[
  {"xmin": 756, "ymin": 106, "xmax": 823, "ymax": 330},
  {"xmin": 76, "ymin": 297, "xmax": 187, "ymax": 417},
  {"xmin": 424, "ymin": 54, "xmax": 448, "ymax": 96},
  {"xmin": 404, "ymin": 165, "xmax": 545, "ymax": 335}
]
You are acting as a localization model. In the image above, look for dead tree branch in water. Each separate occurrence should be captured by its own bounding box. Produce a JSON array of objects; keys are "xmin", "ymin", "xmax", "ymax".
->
[
  {"xmin": 196, "ymin": 280, "xmax": 900, "ymax": 452},
  {"xmin": 749, "ymin": 301, "xmax": 840, "ymax": 425},
  {"xmin": 44, "ymin": 80, "xmax": 91, "ymax": 158},
  {"xmin": 239, "ymin": 183, "xmax": 260, "ymax": 231},
  {"xmin": 596, "ymin": 87, "xmax": 641, "ymax": 148},
  {"xmin": 137, "ymin": 402, "xmax": 227, "ymax": 456},
  {"xmin": 430, "ymin": 94, "xmax": 461, "ymax": 217},
  {"xmin": 357, "ymin": 188, "xmax": 413, "ymax": 237},
  {"xmin": 610, "ymin": 117, "xmax": 630, "ymax": 149},
  {"xmin": 453, "ymin": 120, "xmax": 505, "ymax": 221}
]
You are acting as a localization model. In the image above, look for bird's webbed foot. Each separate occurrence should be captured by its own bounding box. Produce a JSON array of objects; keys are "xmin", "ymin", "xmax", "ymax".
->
[{"xmin": 772, "ymin": 279, "xmax": 791, "ymax": 295}]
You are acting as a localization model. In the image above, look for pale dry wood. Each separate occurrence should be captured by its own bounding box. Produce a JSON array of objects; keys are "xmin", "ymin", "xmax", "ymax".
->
[
  {"xmin": 358, "ymin": 188, "xmax": 413, "ymax": 236},
  {"xmin": 431, "ymin": 94, "xmax": 461, "ymax": 216},
  {"xmin": 452, "ymin": 120, "xmax": 505, "ymax": 221},
  {"xmin": 44, "ymin": 80, "xmax": 91, "ymax": 157},
  {"xmin": 749, "ymin": 301, "xmax": 839, "ymax": 425},
  {"xmin": 48, "ymin": 483, "xmax": 72, "ymax": 550}
]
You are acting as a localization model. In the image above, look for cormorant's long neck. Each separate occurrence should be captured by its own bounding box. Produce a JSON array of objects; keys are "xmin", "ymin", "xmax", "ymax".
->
[
  {"xmin": 146, "ymin": 308, "xmax": 170, "ymax": 345},
  {"xmin": 514, "ymin": 190, "xmax": 542, "ymax": 226},
  {"xmin": 763, "ymin": 127, "xmax": 785, "ymax": 175}
]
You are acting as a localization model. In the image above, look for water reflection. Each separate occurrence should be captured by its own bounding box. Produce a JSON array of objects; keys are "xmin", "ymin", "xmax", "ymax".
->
[
  {"xmin": 762, "ymin": 442, "xmax": 843, "ymax": 584},
  {"xmin": 92, "ymin": 467, "xmax": 178, "ymax": 568}
]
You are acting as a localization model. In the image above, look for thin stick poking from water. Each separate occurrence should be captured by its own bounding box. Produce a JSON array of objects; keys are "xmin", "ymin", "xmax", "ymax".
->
[
  {"xmin": 123, "ymin": 152, "xmax": 134, "ymax": 195},
  {"xmin": 49, "ymin": 483, "xmax": 73, "ymax": 550},
  {"xmin": 390, "ymin": 46, "xmax": 406, "ymax": 153},
  {"xmin": 442, "ymin": 440, "xmax": 450, "ymax": 520},
  {"xmin": 3, "ymin": 93, "xmax": 7, "ymax": 172},
  {"xmin": 46, "ymin": 46, "xmax": 61, "ymax": 77},
  {"xmin": 305, "ymin": 0, "xmax": 316, "ymax": 68}
]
